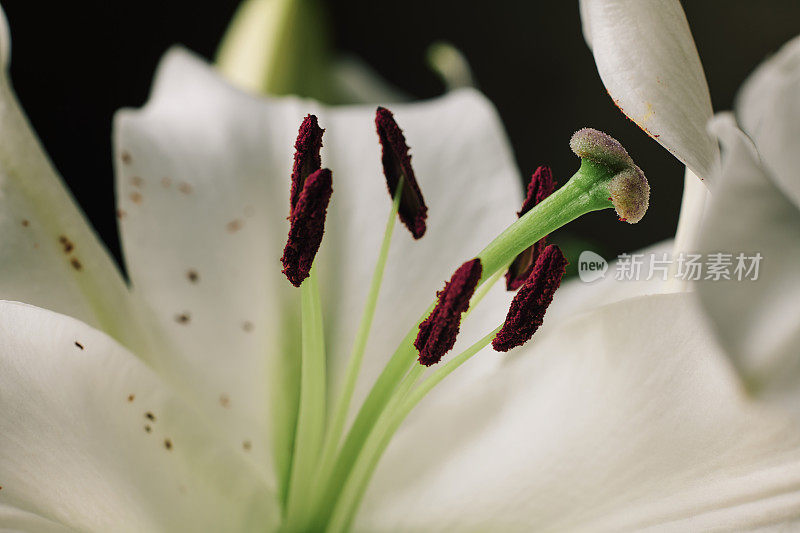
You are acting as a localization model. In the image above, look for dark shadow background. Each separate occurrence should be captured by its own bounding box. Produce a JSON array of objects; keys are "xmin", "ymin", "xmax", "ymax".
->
[{"xmin": 3, "ymin": 1, "xmax": 799, "ymax": 266}]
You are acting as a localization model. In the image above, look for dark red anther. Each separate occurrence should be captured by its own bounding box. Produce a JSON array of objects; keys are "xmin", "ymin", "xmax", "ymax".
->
[
  {"xmin": 493, "ymin": 245, "xmax": 567, "ymax": 352},
  {"xmin": 281, "ymin": 168, "xmax": 333, "ymax": 287},
  {"xmin": 415, "ymin": 258, "xmax": 482, "ymax": 366},
  {"xmin": 505, "ymin": 166, "xmax": 556, "ymax": 290},
  {"xmin": 375, "ymin": 107, "xmax": 428, "ymax": 239},
  {"xmin": 290, "ymin": 115, "xmax": 325, "ymax": 214}
]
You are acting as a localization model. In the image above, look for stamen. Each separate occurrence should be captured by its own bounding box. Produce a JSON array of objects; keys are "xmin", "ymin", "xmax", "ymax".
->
[
  {"xmin": 415, "ymin": 258, "xmax": 482, "ymax": 366},
  {"xmin": 375, "ymin": 107, "xmax": 428, "ymax": 239},
  {"xmin": 281, "ymin": 168, "xmax": 333, "ymax": 287},
  {"xmin": 505, "ymin": 166, "xmax": 556, "ymax": 290},
  {"xmin": 290, "ymin": 114, "xmax": 325, "ymax": 213},
  {"xmin": 493, "ymin": 244, "xmax": 567, "ymax": 352}
]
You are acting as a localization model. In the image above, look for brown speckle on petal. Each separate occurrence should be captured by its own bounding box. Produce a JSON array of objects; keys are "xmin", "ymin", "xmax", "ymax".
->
[
  {"xmin": 161, "ymin": 177, "xmax": 172, "ymax": 188},
  {"xmin": 70, "ymin": 258, "xmax": 83, "ymax": 271},
  {"xmin": 145, "ymin": 412, "xmax": 156, "ymax": 421},
  {"xmin": 164, "ymin": 438, "xmax": 173, "ymax": 450},
  {"xmin": 242, "ymin": 321, "xmax": 254, "ymax": 333},
  {"xmin": 58, "ymin": 235, "xmax": 74, "ymax": 254},
  {"xmin": 144, "ymin": 424, "xmax": 152, "ymax": 433},
  {"xmin": 178, "ymin": 182, "xmax": 193, "ymax": 195},
  {"xmin": 186, "ymin": 269, "xmax": 199, "ymax": 283},
  {"xmin": 129, "ymin": 192, "xmax": 143, "ymax": 205},
  {"xmin": 130, "ymin": 176, "xmax": 144, "ymax": 188},
  {"xmin": 21, "ymin": 219, "xmax": 29, "ymax": 227},
  {"xmin": 242, "ymin": 440, "xmax": 252, "ymax": 451},
  {"xmin": 127, "ymin": 394, "xmax": 136, "ymax": 402},
  {"xmin": 116, "ymin": 209, "xmax": 127, "ymax": 220},
  {"xmin": 175, "ymin": 313, "xmax": 191, "ymax": 325},
  {"xmin": 219, "ymin": 394, "xmax": 230, "ymax": 408},
  {"xmin": 74, "ymin": 341, "xmax": 84, "ymax": 350},
  {"xmin": 226, "ymin": 219, "xmax": 243, "ymax": 233},
  {"xmin": 121, "ymin": 151, "xmax": 132, "ymax": 165}
]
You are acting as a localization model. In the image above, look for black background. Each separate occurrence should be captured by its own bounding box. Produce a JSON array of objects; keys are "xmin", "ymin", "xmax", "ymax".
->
[{"xmin": 3, "ymin": 1, "xmax": 799, "ymax": 266}]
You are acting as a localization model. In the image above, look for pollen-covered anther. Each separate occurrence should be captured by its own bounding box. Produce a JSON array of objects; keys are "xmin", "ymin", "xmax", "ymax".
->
[
  {"xmin": 506, "ymin": 166, "xmax": 556, "ymax": 290},
  {"xmin": 375, "ymin": 107, "xmax": 428, "ymax": 239},
  {"xmin": 493, "ymin": 245, "xmax": 567, "ymax": 352},
  {"xmin": 608, "ymin": 165, "xmax": 650, "ymax": 224},
  {"xmin": 281, "ymin": 168, "xmax": 333, "ymax": 287},
  {"xmin": 290, "ymin": 114, "xmax": 325, "ymax": 213},
  {"xmin": 570, "ymin": 127, "xmax": 633, "ymax": 171},
  {"xmin": 415, "ymin": 258, "xmax": 482, "ymax": 366}
]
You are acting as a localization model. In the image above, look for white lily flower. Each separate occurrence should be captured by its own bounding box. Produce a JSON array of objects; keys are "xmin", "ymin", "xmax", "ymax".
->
[{"xmin": 2, "ymin": 4, "xmax": 800, "ymax": 533}]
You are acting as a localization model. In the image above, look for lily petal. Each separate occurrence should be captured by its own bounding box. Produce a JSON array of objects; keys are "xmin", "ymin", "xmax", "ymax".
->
[
  {"xmin": 580, "ymin": 0, "xmax": 718, "ymax": 181},
  {"xmin": 114, "ymin": 48, "xmax": 521, "ymax": 483},
  {"xmin": 0, "ymin": 301, "xmax": 276, "ymax": 532},
  {"xmin": 360, "ymin": 293, "xmax": 800, "ymax": 531},
  {"xmin": 736, "ymin": 34, "xmax": 800, "ymax": 209},
  {"xmin": 0, "ymin": 5, "xmax": 150, "ymax": 354},
  {"xmin": 697, "ymin": 114, "xmax": 800, "ymax": 402}
]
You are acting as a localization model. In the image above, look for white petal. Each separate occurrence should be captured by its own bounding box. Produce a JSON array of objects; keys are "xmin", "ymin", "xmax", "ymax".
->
[
  {"xmin": 360, "ymin": 293, "xmax": 800, "ymax": 531},
  {"xmin": 0, "ymin": 505, "xmax": 73, "ymax": 532},
  {"xmin": 0, "ymin": 301, "xmax": 276, "ymax": 532},
  {"xmin": 697, "ymin": 114, "xmax": 800, "ymax": 402},
  {"xmin": 667, "ymin": 167, "xmax": 710, "ymax": 292},
  {"xmin": 736, "ymin": 33, "xmax": 800, "ymax": 209},
  {"xmin": 114, "ymin": 48, "xmax": 521, "ymax": 483},
  {"xmin": 580, "ymin": 0, "xmax": 718, "ymax": 181},
  {"xmin": 0, "ymin": 5, "xmax": 150, "ymax": 355}
]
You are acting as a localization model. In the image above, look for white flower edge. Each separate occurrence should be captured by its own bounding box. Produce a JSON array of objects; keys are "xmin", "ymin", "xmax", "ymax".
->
[
  {"xmin": 579, "ymin": 0, "xmax": 718, "ymax": 182},
  {"xmin": 0, "ymin": 300, "xmax": 277, "ymax": 532},
  {"xmin": 697, "ymin": 113, "xmax": 800, "ymax": 404},
  {"xmin": 0, "ymin": 5, "xmax": 153, "ymax": 356}
]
